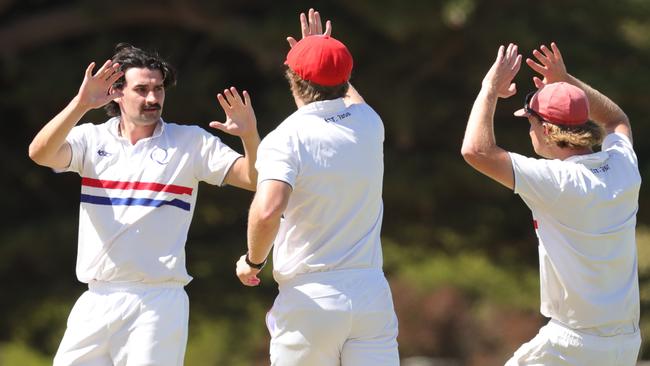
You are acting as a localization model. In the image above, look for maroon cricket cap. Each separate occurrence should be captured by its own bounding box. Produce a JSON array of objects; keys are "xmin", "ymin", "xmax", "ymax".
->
[
  {"xmin": 514, "ymin": 82, "xmax": 590, "ymax": 125},
  {"xmin": 285, "ymin": 35, "xmax": 353, "ymax": 87}
]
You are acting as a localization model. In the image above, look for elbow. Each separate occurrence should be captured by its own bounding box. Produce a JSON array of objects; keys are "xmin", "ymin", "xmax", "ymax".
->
[
  {"xmin": 28, "ymin": 140, "xmax": 61, "ymax": 168},
  {"xmin": 460, "ymin": 144, "xmax": 472, "ymax": 160},
  {"xmin": 250, "ymin": 206, "xmax": 284, "ymax": 234},
  {"xmin": 461, "ymin": 144, "xmax": 480, "ymax": 165},
  {"xmin": 255, "ymin": 205, "xmax": 284, "ymax": 224},
  {"xmin": 251, "ymin": 195, "xmax": 288, "ymax": 227},
  {"xmin": 28, "ymin": 142, "xmax": 46, "ymax": 166},
  {"xmin": 250, "ymin": 181, "xmax": 291, "ymax": 224},
  {"xmin": 461, "ymin": 144, "xmax": 492, "ymax": 170}
]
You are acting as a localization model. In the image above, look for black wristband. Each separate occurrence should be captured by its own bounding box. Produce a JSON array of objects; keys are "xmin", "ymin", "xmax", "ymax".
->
[{"xmin": 245, "ymin": 252, "xmax": 267, "ymax": 270}]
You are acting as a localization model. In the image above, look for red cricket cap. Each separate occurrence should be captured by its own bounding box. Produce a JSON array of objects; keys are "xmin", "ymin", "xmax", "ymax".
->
[
  {"xmin": 514, "ymin": 82, "xmax": 590, "ymax": 125},
  {"xmin": 285, "ymin": 35, "xmax": 353, "ymax": 87}
]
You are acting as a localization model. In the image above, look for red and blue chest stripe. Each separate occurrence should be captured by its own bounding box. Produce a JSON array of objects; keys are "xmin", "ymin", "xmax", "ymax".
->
[{"xmin": 80, "ymin": 177, "xmax": 193, "ymax": 211}]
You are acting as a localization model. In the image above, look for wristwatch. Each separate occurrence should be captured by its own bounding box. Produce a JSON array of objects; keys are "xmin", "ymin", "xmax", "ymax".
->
[{"xmin": 245, "ymin": 252, "xmax": 267, "ymax": 270}]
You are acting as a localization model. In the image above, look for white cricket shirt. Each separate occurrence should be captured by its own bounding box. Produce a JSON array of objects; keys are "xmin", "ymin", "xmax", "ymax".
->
[
  {"xmin": 510, "ymin": 133, "xmax": 641, "ymax": 333},
  {"xmin": 63, "ymin": 117, "xmax": 241, "ymax": 285},
  {"xmin": 256, "ymin": 98, "xmax": 385, "ymax": 283}
]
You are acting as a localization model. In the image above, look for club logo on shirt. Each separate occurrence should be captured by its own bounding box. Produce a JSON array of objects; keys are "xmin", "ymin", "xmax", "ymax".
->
[
  {"xmin": 97, "ymin": 148, "xmax": 112, "ymax": 157},
  {"xmin": 150, "ymin": 147, "xmax": 170, "ymax": 165}
]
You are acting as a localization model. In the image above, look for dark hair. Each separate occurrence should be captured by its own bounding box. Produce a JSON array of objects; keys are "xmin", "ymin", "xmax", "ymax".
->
[
  {"xmin": 284, "ymin": 68, "xmax": 349, "ymax": 104},
  {"xmin": 105, "ymin": 43, "xmax": 177, "ymax": 117}
]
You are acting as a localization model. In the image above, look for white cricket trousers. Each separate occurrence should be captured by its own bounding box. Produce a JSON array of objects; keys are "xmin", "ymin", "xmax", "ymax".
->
[
  {"xmin": 505, "ymin": 319, "xmax": 641, "ymax": 365},
  {"xmin": 266, "ymin": 268, "xmax": 400, "ymax": 366},
  {"xmin": 53, "ymin": 281, "xmax": 189, "ymax": 366}
]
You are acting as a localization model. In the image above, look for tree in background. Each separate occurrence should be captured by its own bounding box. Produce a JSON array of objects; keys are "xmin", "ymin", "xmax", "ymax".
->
[{"xmin": 2, "ymin": 0, "xmax": 650, "ymax": 364}]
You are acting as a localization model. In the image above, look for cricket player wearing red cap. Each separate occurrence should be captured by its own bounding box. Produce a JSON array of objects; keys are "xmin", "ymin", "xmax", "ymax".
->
[
  {"xmin": 235, "ymin": 9, "xmax": 399, "ymax": 366},
  {"xmin": 462, "ymin": 42, "xmax": 641, "ymax": 365}
]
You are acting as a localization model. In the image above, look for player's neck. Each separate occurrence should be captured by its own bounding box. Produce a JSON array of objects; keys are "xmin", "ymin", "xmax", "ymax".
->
[
  {"xmin": 292, "ymin": 91, "xmax": 306, "ymax": 108},
  {"xmin": 119, "ymin": 118, "xmax": 158, "ymax": 145}
]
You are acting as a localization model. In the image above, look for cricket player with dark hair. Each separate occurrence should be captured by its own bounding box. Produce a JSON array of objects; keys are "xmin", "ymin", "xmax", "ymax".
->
[
  {"xmin": 462, "ymin": 42, "xmax": 641, "ymax": 365},
  {"xmin": 29, "ymin": 43, "xmax": 259, "ymax": 365},
  {"xmin": 235, "ymin": 9, "xmax": 400, "ymax": 366}
]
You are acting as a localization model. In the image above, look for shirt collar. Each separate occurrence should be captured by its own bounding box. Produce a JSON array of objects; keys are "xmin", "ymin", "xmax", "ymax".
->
[
  {"xmin": 565, "ymin": 150, "xmax": 609, "ymax": 166},
  {"xmin": 297, "ymin": 98, "xmax": 347, "ymax": 114},
  {"xmin": 108, "ymin": 117, "xmax": 166, "ymax": 140}
]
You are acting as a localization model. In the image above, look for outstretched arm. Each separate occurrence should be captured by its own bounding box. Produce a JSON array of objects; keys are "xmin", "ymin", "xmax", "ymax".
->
[
  {"xmin": 211, "ymin": 87, "xmax": 260, "ymax": 191},
  {"xmin": 526, "ymin": 42, "xmax": 631, "ymax": 143},
  {"xmin": 461, "ymin": 44, "xmax": 522, "ymax": 189},
  {"xmin": 28, "ymin": 60, "xmax": 123, "ymax": 169}
]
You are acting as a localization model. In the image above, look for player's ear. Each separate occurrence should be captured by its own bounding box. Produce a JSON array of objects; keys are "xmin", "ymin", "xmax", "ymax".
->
[{"xmin": 110, "ymin": 86, "xmax": 122, "ymax": 103}]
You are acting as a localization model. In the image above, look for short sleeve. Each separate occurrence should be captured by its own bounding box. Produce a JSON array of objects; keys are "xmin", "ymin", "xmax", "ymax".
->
[
  {"xmin": 602, "ymin": 133, "xmax": 638, "ymax": 167},
  {"xmin": 509, "ymin": 152, "xmax": 563, "ymax": 206},
  {"xmin": 256, "ymin": 128, "xmax": 299, "ymax": 188},
  {"xmin": 61, "ymin": 123, "xmax": 90, "ymax": 175},
  {"xmin": 193, "ymin": 127, "xmax": 242, "ymax": 186}
]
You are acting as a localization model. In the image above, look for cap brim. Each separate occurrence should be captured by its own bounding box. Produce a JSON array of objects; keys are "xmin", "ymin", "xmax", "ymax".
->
[{"xmin": 513, "ymin": 108, "xmax": 529, "ymax": 118}]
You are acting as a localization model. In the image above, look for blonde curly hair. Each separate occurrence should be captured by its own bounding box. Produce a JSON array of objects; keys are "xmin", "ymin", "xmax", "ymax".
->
[{"xmin": 543, "ymin": 120, "xmax": 605, "ymax": 149}]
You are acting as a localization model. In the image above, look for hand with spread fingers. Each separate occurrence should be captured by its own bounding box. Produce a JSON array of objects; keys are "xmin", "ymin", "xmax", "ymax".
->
[
  {"xmin": 77, "ymin": 60, "xmax": 124, "ymax": 111},
  {"xmin": 526, "ymin": 42, "xmax": 570, "ymax": 89},
  {"xmin": 209, "ymin": 87, "xmax": 258, "ymax": 139},
  {"xmin": 286, "ymin": 8, "xmax": 332, "ymax": 48},
  {"xmin": 482, "ymin": 43, "xmax": 522, "ymax": 99}
]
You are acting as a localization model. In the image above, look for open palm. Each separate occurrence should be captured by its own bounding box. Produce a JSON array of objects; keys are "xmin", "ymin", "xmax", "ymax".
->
[
  {"xmin": 286, "ymin": 8, "xmax": 332, "ymax": 48},
  {"xmin": 209, "ymin": 87, "xmax": 257, "ymax": 138},
  {"xmin": 77, "ymin": 60, "xmax": 123, "ymax": 110}
]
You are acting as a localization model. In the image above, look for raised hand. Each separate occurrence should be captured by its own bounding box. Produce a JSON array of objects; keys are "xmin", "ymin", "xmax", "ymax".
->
[
  {"xmin": 77, "ymin": 60, "xmax": 123, "ymax": 111},
  {"xmin": 286, "ymin": 8, "xmax": 332, "ymax": 48},
  {"xmin": 526, "ymin": 42, "xmax": 569, "ymax": 89},
  {"xmin": 482, "ymin": 43, "xmax": 522, "ymax": 99},
  {"xmin": 209, "ymin": 87, "xmax": 257, "ymax": 139}
]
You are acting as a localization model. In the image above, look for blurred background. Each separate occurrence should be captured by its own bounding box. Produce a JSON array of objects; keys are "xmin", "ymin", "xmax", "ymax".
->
[{"xmin": 2, "ymin": 0, "xmax": 650, "ymax": 365}]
